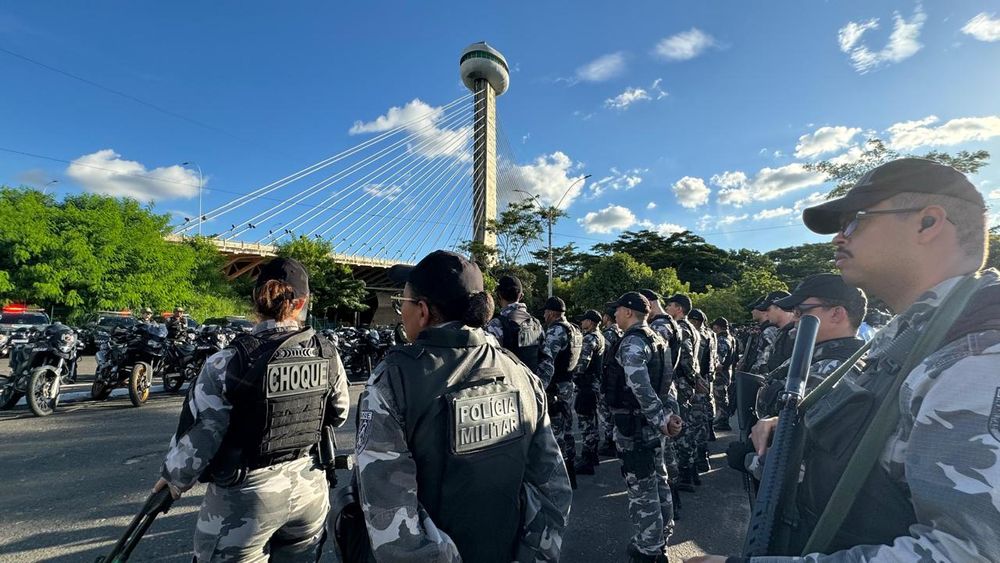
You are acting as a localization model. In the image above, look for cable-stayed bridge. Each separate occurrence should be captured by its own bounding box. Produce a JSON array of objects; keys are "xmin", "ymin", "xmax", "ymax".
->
[{"xmin": 172, "ymin": 43, "xmax": 522, "ymax": 293}]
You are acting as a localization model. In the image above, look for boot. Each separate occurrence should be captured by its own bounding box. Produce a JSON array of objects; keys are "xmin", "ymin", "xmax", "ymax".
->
[
  {"xmin": 692, "ymin": 469, "xmax": 702, "ymax": 487},
  {"xmin": 670, "ymin": 484, "xmax": 682, "ymax": 520},
  {"xmin": 714, "ymin": 415, "xmax": 732, "ymax": 431},
  {"xmin": 574, "ymin": 452, "xmax": 597, "ymax": 475},
  {"xmin": 567, "ymin": 461, "xmax": 578, "ymax": 490},
  {"xmin": 675, "ymin": 468, "xmax": 695, "ymax": 492},
  {"xmin": 708, "ymin": 424, "xmax": 717, "ymax": 442},
  {"xmin": 598, "ymin": 440, "xmax": 617, "ymax": 457},
  {"xmin": 696, "ymin": 447, "xmax": 711, "ymax": 473},
  {"xmin": 627, "ymin": 544, "xmax": 664, "ymax": 563}
]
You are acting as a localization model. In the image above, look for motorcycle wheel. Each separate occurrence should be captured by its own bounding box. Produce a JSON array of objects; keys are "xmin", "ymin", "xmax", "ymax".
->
[
  {"xmin": 0, "ymin": 384, "xmax": 23, "ymax": 410},
  {"xmin": 129, "ymin": 363, "xmax": 151, "ymax": 406},
  {"xmin": 91, "ymin": 379, "xmax": 113, "ymax": 401},
  {"xmin": 27, "ymin": 368, "xmax": 59, "ymax": 417},
  {"xmin": 162, "ymin": 371, "xmax": 184, "ymax": 393}
]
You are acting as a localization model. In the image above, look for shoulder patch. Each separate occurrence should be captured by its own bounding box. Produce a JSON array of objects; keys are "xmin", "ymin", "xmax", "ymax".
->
[
  {"xmin": 356, "ymin": 409, "xmax": 373, "ymax": 454},
  {"xmin": 989, "ymin": 388, "xmax": 1000, "ymax": 443}
]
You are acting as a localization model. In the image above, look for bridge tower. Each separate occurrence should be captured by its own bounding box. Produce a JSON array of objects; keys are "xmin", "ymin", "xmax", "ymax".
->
[{"xmin": 460, "ymin": 42, "xmax": 509, "ymax": 253}]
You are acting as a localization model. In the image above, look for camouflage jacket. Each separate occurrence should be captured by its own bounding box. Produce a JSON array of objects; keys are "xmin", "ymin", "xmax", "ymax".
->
[
  {"xmin": 537, "ymin": 319, "xmax": 569, "ymax": 388},
  {"xmin": 573, "ymin": 329, "xmax": 604, "ymax": 383},
  {"xmin": 354, "ymin": 323, "xmax": 572, "ymax": 562},
  {"xmin": 756, "ymin": 337, "xmax": 866, "ymax": 418},
  {"xmin": 602, "ymin": 323, "xmax": 623, "ymax": 362},
  {"xmin": 716, "ymin": 330, "xmax": 736, "ymax": 369},
  {"xmin": 159, "ymin": 319, "xmax": 350, "ymax": 491},
  {"xmin": 485, "ymin": 302, "xmax": 534, "ymax": 343},
  {"xmin": 614, "ymin": 322, "xmax": 673, "ymax": 429},
  {"xmin": 674, "ymin": 317, "xmax": 702, "ymax": 384},
  {"xmin": 752, "ymin": 270, "xmax": 1000, "ymax": 562},
  {"xmin": 752, "ymin": 324, "xmax": 780, "ymax": 373}
]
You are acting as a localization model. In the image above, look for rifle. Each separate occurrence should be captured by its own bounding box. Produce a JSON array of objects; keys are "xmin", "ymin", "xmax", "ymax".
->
[
  {"xmin": 95, "ymin": 488, "xmax": 175, "ymax": 562},
  {"xmin": 742, "ymin": 314, "xmax": 819, "ymax": 557}
]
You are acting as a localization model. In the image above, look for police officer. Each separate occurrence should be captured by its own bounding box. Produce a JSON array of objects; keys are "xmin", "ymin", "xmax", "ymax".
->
[
  {"xmin": 485, "ymin": 274, "xmax": 545, "ymax": 374},
  {"xmin": 605, "ymin": 292, "xmax": 682, "ymax": 562},
  {"xmin": 751, "ymin": 291, "xmax": 792, "ymax": 373},
  {"xmin": 539, "ymin": 295, "xmax": 583, "ymax": 488},
  {"xmin": 167, "ymin": 306, "xmax": 187, "ymax": 339},
  {"xmin": 640, "ymin": 289, "xmax": 682, "ymax": 371},
  {"xmin": 734, "ymin": 299, "xmax": 768, "ymax": 374},
  {"xmin": 139, "ymin": 307, "xmax": 154, "ymax": 323},
  {"xmin": 688, "ymin": 308, "xmax": 718, "ymax": 467},
  {"xmin": 355, "ymin": 250, "xmax": 571, "ymax": 562},
  {"xmin": 599, "ymin": 305, "xmax": 623, "ymax": 456},
  {"xmin": 692, "ymin": 158, "xmax": 1000, "ymax": 562},
  {"xmin": 153, "ymin": 257, "xmax": 350, "ymax": 561},
  {"xmin": 573, "ymin": 308, "xmax": 606, "ymax": 475},
  {"xmin": 664, "ymin": 293, "xmax": 702, "ymax": 490},
  {"xmin": 709, "ymin": 317, "xmax": 736, "ymax": 431}
]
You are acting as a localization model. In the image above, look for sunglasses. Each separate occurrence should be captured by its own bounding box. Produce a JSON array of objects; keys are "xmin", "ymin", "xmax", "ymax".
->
[
  {"xmin": 793, "ymin": 302, "xmax": 831, "ymax": 317},
  {"xmin": 838, "ymin": 208, "xmax": 925, "ymax": 237},
  {"xmin": 390, "ymin": 295, "xmax": 422, "ymax": 315}
]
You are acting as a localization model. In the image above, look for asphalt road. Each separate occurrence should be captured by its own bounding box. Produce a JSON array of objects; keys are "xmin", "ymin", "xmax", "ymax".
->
[{"xmin": 0, "ymin": 356, "xmax": 749, "ymax": 562}]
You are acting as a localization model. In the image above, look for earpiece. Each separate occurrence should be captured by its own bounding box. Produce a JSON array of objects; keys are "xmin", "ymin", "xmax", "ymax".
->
[{"xmin": 919, "ymin": 216, "xmax": 936, "ymax": 232}]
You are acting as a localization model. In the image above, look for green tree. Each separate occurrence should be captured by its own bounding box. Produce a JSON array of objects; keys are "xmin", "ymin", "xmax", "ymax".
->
[
  {"xmin": 529, "ymin": 243, "xmax": 599, "ymax": 281},
  {"xmin": 808, "ymin": 138, "xmax": 990, "ymax": 198},
  {"xmin": 764, "ymin": 242, "xmax": 838, "ymax": 288},
  {"xmin": 692, "ymin": 267, "xmax": 788, "ymax": 324},
  {"xmin": 569, "ymin": 253, "xmax": 688, "ymax": 315},
  {"xmin": 276, "ymin": 236, "xmax": 368, "ymax": 319}
]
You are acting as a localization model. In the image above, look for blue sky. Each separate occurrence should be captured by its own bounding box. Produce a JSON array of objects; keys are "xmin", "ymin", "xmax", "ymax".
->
[{"xmin": 2, "ymin": 1, "xmax": 999, "ymax": 260}]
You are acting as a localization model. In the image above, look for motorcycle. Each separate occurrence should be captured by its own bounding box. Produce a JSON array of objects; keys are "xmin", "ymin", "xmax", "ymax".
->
[
  {"xmin": 335, "ymin": 326, "xmax": 384, "ymax": 382},
  {"xmin": 161, "ymin": 329, "xmax": 198, "ymax": 393},
  {"xmin": 0, "ymin": 323, "xmax": 82, "ymax": 417},
  {"xmin": 162, "ymin": 326, "xmax": 231, "ymax": 392},
  {"xmin": 92, "ymin": 322, "xmax": 168, "ymax": 407}
]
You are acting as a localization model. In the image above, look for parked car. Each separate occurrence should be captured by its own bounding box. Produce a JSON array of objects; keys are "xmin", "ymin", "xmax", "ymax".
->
[
  {"xmin": 0, "ymin": 305, "xmax": 51, "ymax": 358},
  {"xmin": 200, "ymin": 316, "xmax": 254, "ymax": 333},
  {"xmin": 78, "ymin": 311, "xmax": 137, "ymax": 354}
]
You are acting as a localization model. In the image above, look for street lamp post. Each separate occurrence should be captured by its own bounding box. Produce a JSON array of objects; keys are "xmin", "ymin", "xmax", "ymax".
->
[
  {"xmin": 182, "ymin": 161, "xmax": 204, "ymax": 236},
  {"xmin": 516, "ymin": 174, "xmax": 591, "ymax": 297},
  {"xmin": 41, "ymin": 180, "xmax": 58, "ymax": 195}
]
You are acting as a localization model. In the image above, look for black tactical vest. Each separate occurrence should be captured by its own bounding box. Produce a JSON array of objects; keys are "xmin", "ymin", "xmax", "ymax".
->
[
  {"xmin": 603, "ymin": 324, "xmax": 670, "ymax": 410},
  {"xmin": 698, "ymin": 326, "xmax": 719, "ymax": 377},
  {"xmin": 497, "ymin": 309, "xmax": 543, "ymax": 374},
  {"xmin": 219, "ymin": 328, "xmax": 336, "ymax": 470},
  {"xmin": 650, "ymin": 314, "xmax": 682, "ymax": 369},
  {"xmin": 381, "ymin": 326, "xmax": 540, "ymax": 563},
  {"xmin": 579, "ymin": 330, "xmax": 605, "ymax": 385},
  {"xmin": 550, "ymin": 320, "xmax": 583, "ymax": 385},
  {"xmin": 677, "ymin": 317, "xmax": 702, "ymax": 376},
  {"xmin": 766, "ymin": 322, "xmax": 796, "ymax": 373}
]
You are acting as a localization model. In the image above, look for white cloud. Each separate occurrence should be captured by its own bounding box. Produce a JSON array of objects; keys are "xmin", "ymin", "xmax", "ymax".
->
[
  {"xmin": 363, "ymin": 184, "xmax": 403, "ymax": 201},
  {"xmin": 522, "ymin": 133, "xmax": 530, "ymax": 144},
  {"xmin": 828, "ymin": 145, "xmax": 866, "ymax": 166},
  {"xmin": 651, "ymin": 78, "xmax": 669, "ymax": 99},
  {"xmin": 962, "ymin": 13, "xmax": 1000, "ymax": 42},
  {"xmin": 605, "ymin": 87, "xmax": 651, "ymax": 110},
  {"xmin": 588, "ymin": 167, "xmax": 647, "ymax": 198},
  {"xmin": 573, "ymin": 110, "xmax": 595, "ymax": 121},
  {"xmin": 711, "ymin": 170, "xmax": 753, "ymax": 207},
  {"xmin": 15, "ymin": 168, "xmax": 50, "ymax": 186},
  {"xmin": 509, "ymin": 151, "xmax": 588, "ymax": 209},
  {"xmin": 579, "ymin": 204, "xmax": 637, "ymax": 234},
  {"xmin": 754, "ymin": 207, "xmax": 794, "ymax": 221},
  {"xmin": 794, "ymin": 126, "xmax": 862, "ymax": 158},
  {"xmin": 773, "ymin": 150, "xmax": 785, "ymax": 158},
  {"xmin": 653, "ymin": 28, "xmax": 717, "ymax": 61},
  {"xmin": 837, "ymin": 6, "xmax": 926, "ymax": 74},
  {"xmin": 793, "ymin": 192, "xmax": 829, "ymax": 213},
  {"xmin": 749, "ymin": 163, "xmax": 828, "ymax": 201},
  {"xmin": 988, "ymin": 189, "xmax": 1000, "ymax": 200},
  {"xmin": 647, "ymin": 202, "xmax": 657, "ymax": 209},
  {"xmin": 716, "ymin": 214, "xmax": 749, "ymax": 227},
  {"xmin": 886, "ymin": 114, "xmax": 1000, "ymax": 150},
  {"xmin": 672, "ymin": 176, "xmax": 711, "ymax": 208},
  {"xmin": 638, "ymin": 219, "xmax": 687, "ymax": 235},
  {"xmin": 66, "ymin": 149, "xmax": 200, "ymax": 201},
  {"xmin": 349, "ymin": 98, "xmax": 470, "ymax": 160},
  {"xmin": 576, "ymin": 52, "xmax": 626, "ymax": 82}
]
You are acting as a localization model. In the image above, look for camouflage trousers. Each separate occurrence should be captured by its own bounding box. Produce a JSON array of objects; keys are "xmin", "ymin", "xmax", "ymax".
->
[
  {"xmin": 713, "ymin": 368, "xmax": 732, "ymax": 418},
  {"xmin": 548, "ymin": 381, "xmax": 576, "ymax": 466},
  {"xmin": 193, "ymin": 456, "xmax": 329, "ymax": 562},
  {"xmin": 614, "ymin": 417, "xmax": 673, "ymax": 556},
  {"xmin": 676, "ymin": 393, "xmax": 713, "ymax": 471},
  {"xmin": 574, "ymin": 383, "xmax": 600, "ymax": 459},
  {"xmin": 598, "ymin": 394, "xmax": 614, "ymax": 445}
]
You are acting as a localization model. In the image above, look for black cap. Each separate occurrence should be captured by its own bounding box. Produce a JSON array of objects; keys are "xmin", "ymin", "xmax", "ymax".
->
[
  {"xmin": 611, "ymin": 291, "xmax": 650, "ymax": 314},
  {"xmin": 802, "ymin": 158, "xmax": 986, "ymax": 234},
  {"xmin": 257, "ymin": 257, "xmax": 310, "ymax": 298},
  {"xmin": 754, "ymin": 290, "xmax": 791, "ymax": 311},
  {"xmin": 544, "ymin": 296, "xmax": 566, "ymax": 312},
  {"xmin": 497, "ymin": 275, "xmax": 522, "ymax": 296},
  {"xmin": 638, "ymin": 288, "xmax": 662, "ymax": 303},
  {"xmin": 666, "ymin": 293, "xmax": 692, "ymax": 313},
  {"xmin": 388, "ymin": 250, "xmax": 483, "ymax": 304},
  {"xmin": 773, "ymin": 273, "xmax": 867, "ymax": 311},
  {"xmin": 689, "ymin": 308, "xmax": 706, "ymax": 322},
  {"xmin": 578, "ymin": 309, "xmax": 602, "ymax": 324},
  {"xmin": 711, "ymin": 317, "xmax": 729, "ymax": 329},
  {"xmin": 604, "ymin": 302, "xmax": 618, "ymax": 317}
]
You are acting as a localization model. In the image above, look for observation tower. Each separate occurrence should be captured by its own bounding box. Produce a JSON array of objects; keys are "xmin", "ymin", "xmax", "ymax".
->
[{"xmin": 460, "ymin": 42, "xmax": 509, "ymax": 251}]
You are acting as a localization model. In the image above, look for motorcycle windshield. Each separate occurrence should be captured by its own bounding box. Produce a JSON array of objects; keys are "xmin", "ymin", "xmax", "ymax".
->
[{"xmin": 145, "ymin": 324, "xmax": 168, "ymax": 338}]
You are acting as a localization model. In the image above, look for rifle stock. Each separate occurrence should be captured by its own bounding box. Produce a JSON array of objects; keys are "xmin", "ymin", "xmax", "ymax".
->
[
  {"xmin": 742, "ymin": 315, "xmax": 820, "ymax": 557},
  {"xmin": 96, "ymin": 488, "xmax": 174, "ymax": 562}
]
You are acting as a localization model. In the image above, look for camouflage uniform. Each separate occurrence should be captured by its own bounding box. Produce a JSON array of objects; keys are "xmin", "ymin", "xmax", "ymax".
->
[
  {"xmin": 671, "ymin": 317, "xmax": 702, "ymax": 477},
  {"xmin": 751, "ymin": 271, "xmax": 1000, "ymax": 562},
  {"xmin": 600, "ymin": 323, "xmax": 623, "ymax": 447},
  {"xmin": 649, "ymin": 316, "xmax": 682, "ymax": 480},
  {"xmin": 485, "ymin": 302, "xmax": 532, "ymax": 344},
  {"xmin": 687, "ymin": 325, "xmax": 718, "ymax": 468},
  {"xmin": 574, "ymin": 329, "xmax": 605, "ymax": 461},
  {"xmin": 612, "ymin": 324, "xmax": 675, "ymax": 558},
  {"xmin": 539, "ymin": 320, "xmax": 576, "ymax": 469},
  {"xmin": 160, "ymin": 319, "xmax": 350, "ymax": 562},
  {"xmin": 713, "ymin": 329, "xmax": 736, "ymax": 419},
  {"xmin": 752, "ymin": 323, "xmax": 779, "ymax": 374},
  {"xmin": 354, "ymin": 323, "xmax": 572, "ymax": 562}
]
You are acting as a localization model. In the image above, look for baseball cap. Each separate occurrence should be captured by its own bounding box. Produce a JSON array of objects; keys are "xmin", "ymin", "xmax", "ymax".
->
[
  {"xmin": 604, "ymin": 302, "xmax": 618, "ymax": 317},
  {"xmin": 578, "ymin": 309, "xmax": 602, "ymax": 324},
  {"xmin": 773, "ymin": 273, "xmax": 867, "ymax": 311},
  {"xmin": 754, "ymin": 290, "xmax": 791, "ymax": 311},
  {"xmin": 802, "ymin": 158, "xmax": 986, "ymax": 235},
  {"xmin": 711, "ymin": 317, "xmax": 729, "ymax": 329},
  {"xmin": 544, "ymin": 296, "xmax": 566, "ymax": 312},
  {"xmin": 142, "ymin": 307, "xmax": 153, "ymax": 314},
  {"xmin": 611, "ymin": 291, "xmax": 650, "ymax": 314},
  {"xmin": 689, "ymin": 308, "xmax": 706, "ymax": 322},
  {"xmin": 666, "ymin": 293, "xmax": 692, "ymax": 313},
  {"xmin": 388, "ymin": 250, "xmax": 483, "ymax": 304},
  {"xmin": 638, "ymin": 288, "xmax": 662, "ymax": 303},
  {"xmin": 497, "ymin": 275, "xmax": 523, "ymax": 296},
  {"xmin": 256, "ymin": 257, "xmax": 310, "ymax": 298}
]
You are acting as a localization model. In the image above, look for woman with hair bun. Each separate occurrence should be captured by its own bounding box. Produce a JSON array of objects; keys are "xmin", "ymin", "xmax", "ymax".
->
[{"xmin": 349, "ymin": 250, "xmax": 572, "ymax": 562}]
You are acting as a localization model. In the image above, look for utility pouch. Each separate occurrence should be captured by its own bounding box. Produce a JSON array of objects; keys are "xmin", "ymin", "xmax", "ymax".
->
[{"xmin": 803, "ymin": 376, "xmax": 875, "ymax": 460}]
